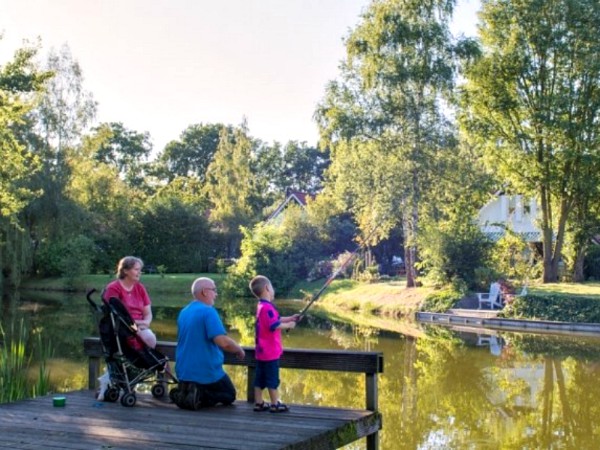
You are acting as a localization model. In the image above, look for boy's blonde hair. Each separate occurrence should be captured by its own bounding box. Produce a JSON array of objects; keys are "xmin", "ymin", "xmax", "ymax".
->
[{"xmin": 249, "ymin": 275, "xmax": 271, "ymax": 298}]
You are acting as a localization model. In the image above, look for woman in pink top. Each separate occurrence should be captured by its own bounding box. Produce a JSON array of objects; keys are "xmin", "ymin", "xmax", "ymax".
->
[
  {"xmin": 103, "ymin": 256, "xmax": 157, "ymax": 348},
  {"xmin": 249, "ymin": 275, "xmax": 299, "ymax": 412}
]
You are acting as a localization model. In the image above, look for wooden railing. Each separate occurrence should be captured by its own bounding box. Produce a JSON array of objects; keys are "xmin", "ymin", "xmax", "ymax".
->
[{"xmin": 83, "ymin": 337, "xmax": 384, "ymax": 449}]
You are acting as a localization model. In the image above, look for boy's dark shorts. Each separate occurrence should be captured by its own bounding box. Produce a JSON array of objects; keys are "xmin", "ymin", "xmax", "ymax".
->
[{"xmin": 254, "ymin": 359, "xmax": 280, "ymax": 389}]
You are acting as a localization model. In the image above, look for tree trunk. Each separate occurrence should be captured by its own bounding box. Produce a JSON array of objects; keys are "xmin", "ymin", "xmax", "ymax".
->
[
  {"xmin": 403, "ymin": 211, "xmax": 418, "ymax": 288},
  {"xmin": 573, "ymin": 245, "xmax": 586, "ymax": 282}
]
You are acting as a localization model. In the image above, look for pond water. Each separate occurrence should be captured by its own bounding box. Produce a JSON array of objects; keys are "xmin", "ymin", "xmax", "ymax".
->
[{"xmin": 2, "ymin": 290, "xmax": 600, "ymax": 449}]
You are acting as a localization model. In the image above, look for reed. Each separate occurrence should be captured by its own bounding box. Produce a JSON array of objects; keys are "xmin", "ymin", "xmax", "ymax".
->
[{"xmin": 0, "ymin": 319, "xmax": 52, "ymax": 403}]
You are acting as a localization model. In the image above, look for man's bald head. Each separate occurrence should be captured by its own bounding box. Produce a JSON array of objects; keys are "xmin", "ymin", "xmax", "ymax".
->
[{"xmin": 191, "ymin": 277, "xmax": 218, "ymax": 305}]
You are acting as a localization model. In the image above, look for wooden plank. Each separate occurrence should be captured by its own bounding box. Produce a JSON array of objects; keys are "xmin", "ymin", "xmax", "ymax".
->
[
  {"xmin": 83, "ymin": 338, "xmax": 384, "ymax": 374},
  {"xmin": 0, "ymin": 390, "xmax": 381, "ymax": 450}
]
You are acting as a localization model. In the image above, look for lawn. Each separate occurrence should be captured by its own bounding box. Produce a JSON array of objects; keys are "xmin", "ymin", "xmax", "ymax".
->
[
  {"xmin": 529, "ymin": 282, "xmax": 600, "ymax": 298},
  {"xmin": 20, "ymin": 273, "xmax": 228, "ymax": 306}
]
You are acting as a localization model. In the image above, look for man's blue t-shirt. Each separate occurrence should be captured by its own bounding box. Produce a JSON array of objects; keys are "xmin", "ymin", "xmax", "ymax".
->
[{"xmin": 176, "ymin": 301, "xmax": 227, "ymax": 384}]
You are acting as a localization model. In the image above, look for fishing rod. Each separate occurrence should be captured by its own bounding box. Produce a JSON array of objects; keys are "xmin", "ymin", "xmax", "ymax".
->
[{"xmin": 297, "ymin": 221, "xmax": 384, "ymax": 322}]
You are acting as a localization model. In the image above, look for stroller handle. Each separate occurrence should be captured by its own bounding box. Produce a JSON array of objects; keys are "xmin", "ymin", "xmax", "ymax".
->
[{"xmin": 86, "ymin": 288, "xmax": 101, "ymax": 311}]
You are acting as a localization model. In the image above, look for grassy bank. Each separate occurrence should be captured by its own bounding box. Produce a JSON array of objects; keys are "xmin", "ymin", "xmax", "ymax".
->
[
  {"xmin": 20, "ymin": 273, "xmax": 227, "ymax": 308},
  {"xmin": 20, "ymin": 274, "xmax": 600, "ymax": 324},
  {"xmin": 316, "ymin": 279, "xmax": 432, "ymax": 319}
]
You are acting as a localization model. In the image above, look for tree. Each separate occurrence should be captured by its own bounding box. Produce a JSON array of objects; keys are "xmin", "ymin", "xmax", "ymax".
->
[
  {"xmin": 33, "ymin": 44, "xmax": 97, "ymax": 152},
  {"xmin": 135, "ymin": 195, "xmax": 213, "ymax": 273},
  {"xmin": 0, "ymin": 44, "xmax": 48, "ymax": 219},
  {"xmin": 278, "ymin": 141, "xmax": 329, "ymax": 195},
  {"xmin": 316, "ymin": 0, "xmax": 470, "ymax": 287},
  {"xmin": 0, "ymin": 42, "xmax": 50, "ymax": 286},
  {"xmin": 153, "ymin": 123, "xmax": 230, "ymax": 182},
  {"xmin": 91, "ymin": 122, "xmax": 153, "ymax": 189},
  {"xmin": 204, "ymin": 123, "xmax": 264, "ymax": 256},
  {"xmin": 461, "ymin": 0, "xmax": 600, "ymax": 282}
]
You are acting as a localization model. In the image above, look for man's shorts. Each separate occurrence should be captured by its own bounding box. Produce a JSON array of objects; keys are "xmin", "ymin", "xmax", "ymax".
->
[{"xmin": 253, "ymin": 359, "xmax": 280, "ymax": 389}]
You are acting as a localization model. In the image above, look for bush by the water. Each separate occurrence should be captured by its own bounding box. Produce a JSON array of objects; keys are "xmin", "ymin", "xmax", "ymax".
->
[
  {"xmin": 421, "ymin": 287, "xmax": 463, "ymax": 313},
  {"xmin": 418, "ymin": 220, "xmax": 493, "ymax": 289},
  {"xmin": 224, "ymin": 205, "xmax": 355, "ymax": 297},
  {"xmin": 224, "ymin": 224, "xmax": 299, "ymax": 297},
  {"xmin": 502, "ymin": 294, "xmax": 600, "ymax": 323}
]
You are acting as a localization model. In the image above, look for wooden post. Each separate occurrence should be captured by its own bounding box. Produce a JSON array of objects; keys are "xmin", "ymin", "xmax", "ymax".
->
[
  {"xmin": 247, "ymin": 366, "xmax": 256, "ymax": 402},
  {"xmin": 88, "ymin": 356, "xmax": 101, "ymax": 390},
  {"xmin": 366, "ymin": 373, "xmax": 379, "ymax": 450}
]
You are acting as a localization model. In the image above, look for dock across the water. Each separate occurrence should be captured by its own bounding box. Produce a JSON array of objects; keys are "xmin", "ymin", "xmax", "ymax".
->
[{"xmin": 0, "ymin": 339, "xmax": 384, "ymax": 450}]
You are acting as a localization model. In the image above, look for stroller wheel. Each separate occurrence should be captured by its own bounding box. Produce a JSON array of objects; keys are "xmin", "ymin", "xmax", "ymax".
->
[
  {"xmin": 120, "ymin": 392, "xmax": 136, "ymax": 407},
  {"xmin": 105, "ymin": 388, "xmax": 119, "ymax": 403},
  {"xmin": 151, "ymin": 384, "xmax": 166, "ymax": 398},
  {"xmin": 169, "ymin": 387, "xmax": 181, "ymax": 403}
]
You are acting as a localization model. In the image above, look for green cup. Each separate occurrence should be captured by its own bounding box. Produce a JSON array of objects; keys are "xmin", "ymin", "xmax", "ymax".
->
[{"xmin": 53, "ymin": 396, "xmax": 66, "ymax": 407}]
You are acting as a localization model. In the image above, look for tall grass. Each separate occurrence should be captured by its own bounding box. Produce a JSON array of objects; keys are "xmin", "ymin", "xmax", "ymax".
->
[{"xmin": 0, "ymin": 319, "xmax": 52, "ymax": 403}]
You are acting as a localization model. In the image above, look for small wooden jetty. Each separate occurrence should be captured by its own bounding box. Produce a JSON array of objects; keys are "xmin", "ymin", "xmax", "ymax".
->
[
  {"xmin": 416, "ymin": 311, "xmax": 600, "ymax": 336},
  {"xmin": 0, "ymin": 339, "xmax": 383, "ymax": 450}
]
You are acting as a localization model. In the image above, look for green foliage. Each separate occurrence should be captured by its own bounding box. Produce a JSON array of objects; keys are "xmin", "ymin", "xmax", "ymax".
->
[
  {"xmin": 418, "ymin": 219, "xmax": 493, "ymax": 289},
  {"xmin": 491, "ymin": 230, "xmax": 541, "ymax": 282},
  {"xmin": 502, "ymin": 294, "xmax": 600, "ymax": 323},
  {"xmin": 316, "ymin": 0, "xmax": 484, "ymax": 286},
  {"xmin": 33, "ymin": 44, "xmax": 97, "ymax": 149},
  {"xmin": 584, "ymin": 245, "xmax": 600, "ymax": 281},
  {"xmin": 420, "ymin": 286, "xmax": 464, "ymax": 313},
  {"xmin": 0, "ymin": 43, "xmax": 50, "ymax": 221},
  {"xmin": 225, "ymin": 224, "xmax": 297, "ymax": 297},
  {"xmin": 135, "ymin": 196, "xmax": 212, "ymax": 273},
  {"xmin": 153, "ymin": 122, "xmax": 230, "ymax": 183},
  {"xmin": 204, "ymin": 123, "xmax": 265, "ymax": 256},
  {"xmin": 461, "ymin": 0, "xmax": 600, "ymax": 282},
  {"xmin": 255, "ymin": 141, "xmax": 329, "ymax": 196},
  {"xmin": 35, "ymin": 234, "xmax": 95, "ymax": 281},
  {"xmin": 156, "ymin": 265, "xmax": 167, "ymax": 277},
  {"xmin": 0, "ymin": 320, "xmax": 52, "ymax": 403},
  {"xmin": 225, "ymin": 204, "xmax": 345, "ymax": 297},
  {"xmin": 89, "ymin": 122, "xmax": 152, "ymax": 189}
]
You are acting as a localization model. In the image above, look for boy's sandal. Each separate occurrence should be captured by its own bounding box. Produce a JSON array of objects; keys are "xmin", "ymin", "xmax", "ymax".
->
[
  {"xmin": 270, "ymin": 401, "xmax": 290, "ymax": 413},
  {"xmin": 253, "ymin": 402, "xmax": 270, "ymax": 412}
]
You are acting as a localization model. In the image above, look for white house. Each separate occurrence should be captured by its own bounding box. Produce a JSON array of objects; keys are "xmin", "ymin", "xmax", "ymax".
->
[{"xmin": 477, "ymin": 194, "xmax": 542, "ymax": 242}]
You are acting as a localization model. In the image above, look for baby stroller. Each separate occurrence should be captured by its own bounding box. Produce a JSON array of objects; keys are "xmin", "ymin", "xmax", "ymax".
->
[{"xmin": 86, "ymin": 289, "xmax": 178, "ymax": 407}]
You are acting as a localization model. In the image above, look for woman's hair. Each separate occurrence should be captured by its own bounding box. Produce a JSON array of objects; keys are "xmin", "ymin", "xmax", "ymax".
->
[{"xmin": 116, "ymin": 256, "xmax": 144, "ymax": 279}]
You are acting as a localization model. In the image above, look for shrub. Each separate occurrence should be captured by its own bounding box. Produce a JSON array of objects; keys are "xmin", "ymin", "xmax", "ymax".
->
[
  {"xmin": 224, "ymin": 224, "xmax": 300, "ymax": 297},
  {"xmin": 307, "ymin": 260, "xmax": 332, "ymax": 282},
  {"xmin": 419, "ymin": 220, "xmax": 493, "ymax": 289},
  {"xmin": 421, "ymin": 286, "xmax": 464, "ymax": 313},
  {"xmin": 225, "ymin": 207, "xmax": 346, "ymax": 297},
  {"xmin": 35, "ymin": 235, "xmax": 96, "ymax": 282},
  {"xmin": 584, "ymin": 245, "xmax": 600, "ymax": 281},
  {"xmin": 501, "ymin": 294, "xmax": 600, "ymax": 323}
]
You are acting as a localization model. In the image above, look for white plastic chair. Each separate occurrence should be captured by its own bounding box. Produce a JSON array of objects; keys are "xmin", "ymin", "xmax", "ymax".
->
[{"xmin": 477, "ymin": 282, "xmax": 503, "ymax": 309}]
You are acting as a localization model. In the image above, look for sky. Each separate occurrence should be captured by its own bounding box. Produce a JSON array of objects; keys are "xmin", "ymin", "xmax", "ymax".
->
[{"xmin": 0, "ymin": 0, "xmax": 480, "ymax": 154}]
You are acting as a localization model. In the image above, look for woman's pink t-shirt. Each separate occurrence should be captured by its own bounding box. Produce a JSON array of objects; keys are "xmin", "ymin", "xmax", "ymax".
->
[{"xmin": 103, "ymin": 280, "xmax": 150, "ymax": 321}]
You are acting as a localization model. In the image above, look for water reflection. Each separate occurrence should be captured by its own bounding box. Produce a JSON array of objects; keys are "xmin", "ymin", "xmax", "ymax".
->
[{"xmin": 3, "ymin": 291, "xmax": 600, "ymax": 449}]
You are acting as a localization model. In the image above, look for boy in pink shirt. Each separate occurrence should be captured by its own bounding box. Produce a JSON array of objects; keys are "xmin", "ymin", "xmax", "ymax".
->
[{"xmin": 249, "ymin": 275, "xmax": 299, "ymax": 412}]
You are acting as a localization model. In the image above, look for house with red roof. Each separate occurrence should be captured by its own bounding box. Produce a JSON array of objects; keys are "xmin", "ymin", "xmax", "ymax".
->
[{"xmin": 266, "ymin": 188, "xmax": 311, "ymax": 224}]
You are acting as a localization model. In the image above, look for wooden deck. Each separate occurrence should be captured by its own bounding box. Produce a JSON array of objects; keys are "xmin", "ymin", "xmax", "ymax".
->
[
  {"xmin": 3, "ymin": 338, "xmax": 383, "ymax": 449},
  {"xmin": 0, "ymin": 389, "xmax": 381, "ymax": 449}
]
